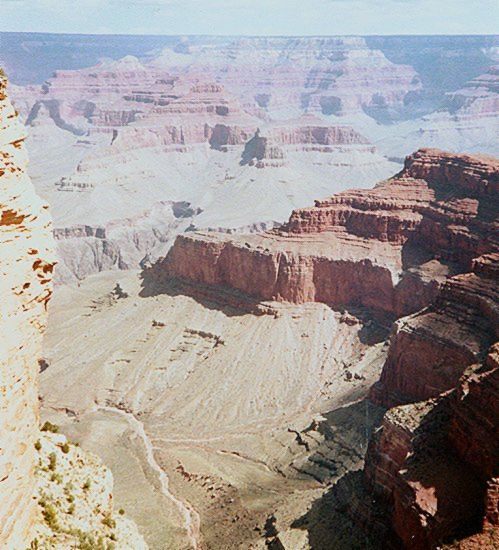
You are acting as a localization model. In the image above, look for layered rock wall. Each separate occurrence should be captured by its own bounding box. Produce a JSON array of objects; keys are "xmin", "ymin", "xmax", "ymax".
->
[
  {"xmin": 148, "ymin": 148, "xmax": 498, "ymax": 319},
  {"xmin": 0, "ymin": 71, "xmax": 55, "ymax": 546},
  {"xmin": 152, "ymin": 147, "xmax": 498, "ymax": 546}
]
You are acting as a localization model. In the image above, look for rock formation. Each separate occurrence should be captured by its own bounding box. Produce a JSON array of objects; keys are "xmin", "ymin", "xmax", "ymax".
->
[
  {"xmin": 146, "ymin": 148, "xmax": 498, "ymax": 547},
  {"xmin": 0, "ymin": 68, "xmax": 55, "ymax": 547},
  {"xmin": 151, "ymin": 36, "xmax": 421, "ymax": 118},
  {"xmin": 145, "ymin": 148, "xmax": 498, "ymax": 318},
  {"xmin": 0, "ymin": 71, "xmax": 146, "ymax": 548},
  {"xmin": 354, "ymin": 248, "xmax": 497, "ymax": 546}
]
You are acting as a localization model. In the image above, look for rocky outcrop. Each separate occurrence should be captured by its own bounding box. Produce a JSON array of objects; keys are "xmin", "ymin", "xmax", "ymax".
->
[
  {"xmin": 356, "ymin": 340, "xmax": 498, "ymax": 549},
  {"xmin": 0, "ymin": 69, "xmax": 55, "ymax": 547},
  {"xmin": 53, "ymin": 201, "xmax": 201, "ymax": 284},
  {"xmin": 146, "ymin": 148, "xmax": 498, "ymax": 319},
  {"xmin": 147, "ymin": 147, "xmax": 497, "ymax": 547},
  {"xmin": 308, "ymin": 226, "xmax": 497, "ymax": 548},
  {"xmin": 372, "ymin": 252, "xmax": 498, "ymax": 406},
  {"xmin": 32, "ymin": 428, "xmax": 147, "ymax": 549},
  {"xmin": 0, "ymin": 71, "xmax": 147, "ymax": 548}
]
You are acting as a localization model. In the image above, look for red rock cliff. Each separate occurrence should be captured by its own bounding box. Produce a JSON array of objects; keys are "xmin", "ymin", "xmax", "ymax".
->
[
  {"xmin": 146, "ymin": 147, "xmax": 498, "ymax": 548},
  {"xmin": 144, "ymin": 148, "xmax": 498, "ymax": 319}
]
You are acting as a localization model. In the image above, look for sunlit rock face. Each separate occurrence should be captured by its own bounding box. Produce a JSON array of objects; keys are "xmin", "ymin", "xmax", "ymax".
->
[
  {"xmin": 149, "ymin": 148, "xmax": 498, "ymax": 319},
  {"xmin": 0, "ymin": 71, "xmax": 55, "ymax": 546},
  {"xmin": 146, "ymin": 147, "xmax": 498, "ymax": 548}
]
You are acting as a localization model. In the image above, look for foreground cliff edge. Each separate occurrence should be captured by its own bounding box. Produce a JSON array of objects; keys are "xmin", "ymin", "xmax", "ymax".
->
[
  {"xmin": 0, "ymin": 71, "xmax": 147, "ymax": 548},
  {"xmin": 145, "ymin": 147, "xmax": 498, "ymax": 548}
]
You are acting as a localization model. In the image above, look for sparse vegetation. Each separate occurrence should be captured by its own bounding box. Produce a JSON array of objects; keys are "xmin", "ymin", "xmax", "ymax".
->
[
  {"xmin": 41, "ymin": 421, "xmax": 59, "ymax": 433},
  {"xmin": 101, "ymin": 513, "xmax": 116, "ymax": 529},
  {"xmin": 50, "ymin": 472, "xmax": 63, "ymax": 484},
  {"xmin": 48, "ymin": 452, "xmax": 57, "ymax": 471},
  {"xmin": 41, "ymin": 502, "xmax": 59, "ymax": 530},
  {"xmin": 82, "ymin": 478, "xmax": 92, "ymax": 491}
]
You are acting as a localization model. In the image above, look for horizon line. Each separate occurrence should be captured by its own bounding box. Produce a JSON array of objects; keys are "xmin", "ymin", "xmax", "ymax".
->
[{"xmin": 1, "ymin": 30, "xmax": 498, "ymax": 38}]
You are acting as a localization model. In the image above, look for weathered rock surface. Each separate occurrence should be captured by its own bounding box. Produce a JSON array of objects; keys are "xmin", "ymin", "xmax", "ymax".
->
[
  {"xmin": 372, "ymin": 252, "xmax": 499, "ymax": 406},
  {"xmin": 32, "ymin": 429, "xmax": 147, "ymax": 549},
  {"xmin": 148, "ymin": 148, "xmax": 498, "ymax": 548},
  {"xmin": 357, "ymin": 340, "xmax": 498, "ymax": 549},
  {"xmin": 0, "ymin": 69, "xmax": 55, "ymax": 547}
]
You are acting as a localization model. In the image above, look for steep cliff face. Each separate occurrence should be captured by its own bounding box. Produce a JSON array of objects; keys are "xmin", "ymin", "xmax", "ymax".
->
[
  {"xmin": 0, "ymin": 69, "xmax": 55, "ymax": 547},
  {"xmin": 372, "ymin": 252, "xmax": 499, "ymax": 406},
  {"xmin": 146, "ymin": 148, "xmax": 498, "ymax": 319},
  {"xmin": 0, "ymin": 72, "xmax": 147, "ymax": 548},
  {"xmin": 360, "ymin": 340, "xmax": 498, "ymax": 549},
  {"xmin": 152, "ymin": 147, "xmax": 498, "ymax": 547}
]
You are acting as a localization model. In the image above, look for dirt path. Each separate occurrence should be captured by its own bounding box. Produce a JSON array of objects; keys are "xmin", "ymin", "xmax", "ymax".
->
[{"xmin": 100, "ymin": 406, "xmax": 202, "ymax": 549}]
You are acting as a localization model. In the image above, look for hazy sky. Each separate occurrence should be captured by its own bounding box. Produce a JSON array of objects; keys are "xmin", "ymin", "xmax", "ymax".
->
[{"xmin": 2, "ymin": 0, "xmax": 498, "ymax": 35}]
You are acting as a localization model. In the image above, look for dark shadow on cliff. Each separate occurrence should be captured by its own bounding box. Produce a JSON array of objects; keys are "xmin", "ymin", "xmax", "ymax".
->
[
  {"xmin": 290, "ymin": 395, "xmax": 488, "ymax": 550},
  {"xmin": 139, "ymin": 271, "xmax": 268, "ymax": 317},
  {"xmin": 290, "ymin": 470, "xmax": 393, "ymax": 550},
  {"xmin": 401, "ymin": 396, "xmax": 487, "ymax": 545},
  {"xmin": 140, "ymin": 269, "xmax": 399, "ymax": 334},
  {"xmin": 292, "ymin": 400, "xmax": 386, "ymax": 485}
]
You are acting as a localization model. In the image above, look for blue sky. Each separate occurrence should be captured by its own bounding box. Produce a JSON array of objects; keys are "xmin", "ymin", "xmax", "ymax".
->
[{"xmin": 2, "ymin": 0, "xmax": 498, "ymax": 35}]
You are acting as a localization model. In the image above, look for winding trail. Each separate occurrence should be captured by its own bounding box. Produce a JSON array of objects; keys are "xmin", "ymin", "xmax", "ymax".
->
[{"xmin": 99, "ymin": 406, "xmax": 201, "ymax": 550}]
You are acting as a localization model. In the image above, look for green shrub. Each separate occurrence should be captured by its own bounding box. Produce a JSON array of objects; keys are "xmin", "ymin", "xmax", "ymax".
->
[
  {"xmin": 42, "ymin": 503, "xmax": 59, "ymax": 531},
  {"xmin": 48, "ymin": 452, "xmax": 57, "ymax": 471},
  {"xmin": 34, "ymin": 440, "xmax": 42, "ymax": 451},
  {"xmin": 50, "ymin": 473, "xmax": 63, "ymax": 484},
  {"xmin": 102, "ymin": 513, "xmax": 116, "ymax": 529},
  {"xmin": 41, "ymin": 421, "xmax": 59, "ymax": 433}
]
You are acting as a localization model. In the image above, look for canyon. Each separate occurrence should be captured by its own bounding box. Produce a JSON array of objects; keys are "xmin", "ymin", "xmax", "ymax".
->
[
  {"xmin": 0, "ymin": 33, "xmax": 498, "ymax": 550},
  {"xmin": 2, "ymin": 34, "xmax": 497, "ymax": 284},
  {"xmin": 38, "ymin": 150, "xmax": 498, "ymax": 548}
]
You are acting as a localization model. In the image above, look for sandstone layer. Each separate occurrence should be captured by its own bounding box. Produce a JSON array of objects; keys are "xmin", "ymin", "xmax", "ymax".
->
[
  {"xmin": 146, "ymin": 148, "xmax": 498, "ymax": 319},
  {"xmin": 0, "ymin": 69, "xmax": 55, "ymax": 547}
]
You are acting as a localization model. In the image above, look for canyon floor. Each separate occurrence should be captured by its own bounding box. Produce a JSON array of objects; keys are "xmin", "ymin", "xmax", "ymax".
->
[{"xmin": 40, "ymin": 269, "xmax": 388, "ymax": 549}]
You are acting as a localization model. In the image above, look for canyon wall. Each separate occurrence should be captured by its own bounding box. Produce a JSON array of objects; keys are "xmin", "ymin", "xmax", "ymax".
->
[
  {"xmin": 151, "ymin": 148, "xmax": 498, "ymax": 547},
  {"xmin": 360, "ymin": 254, "xmax": 498, "ymax": 548},
  {"xmin": 0, "ymin": 70, "xmax": 55, "ymax": 546},
  {"xmin": 145, "ymin": 148, "xmax": 498, "ymax": 318}
]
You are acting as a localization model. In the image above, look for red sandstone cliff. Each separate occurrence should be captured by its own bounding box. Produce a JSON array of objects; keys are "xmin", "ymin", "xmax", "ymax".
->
[
  {"xmin": 361, "ymin": 258, "xmax": 498, "ymax": 548},
  {"xmin": 146, "ymin": 148, "xmax": 498, "ymax": 547},
  {"xmin": 145, "ymin": 148, "xmax": 498, "ymax": 319}
]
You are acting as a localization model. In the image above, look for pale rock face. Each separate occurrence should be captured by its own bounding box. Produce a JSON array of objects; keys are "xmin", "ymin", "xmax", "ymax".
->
[
  {"xmin": 0, "ymin": 70, "xmax": 55, "ymax": 547},
  {"xmin": 10, "ymin": 37, "xmax": 496, "ymax": 285},
  {"xmin": 32, "ymin": 431, "xmax": 147, "ymax": 549},
  {"xmin": 0, "ymin": 72, "xmax": 148, "ymax": 549}
]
